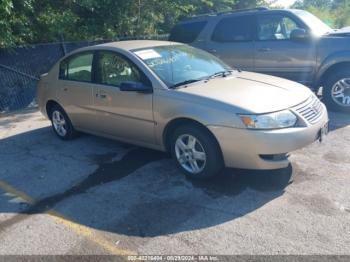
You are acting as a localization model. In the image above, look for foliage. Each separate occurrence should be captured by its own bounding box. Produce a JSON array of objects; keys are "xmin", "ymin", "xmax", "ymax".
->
[
  {"xmin": 1, "ymin": 0, "xmax": 350, "ymax": 48},
  {"xmin": 0, "ymin": 0, "xmax": 35, "ymax": 47},
  {"xmin": 292, "ymin": 0, "xmax": 350, "ymax": 28},
  {"xmin": 332, "ymin": 0, "xmax": 350, "ymax": 28},
  {"xmin": 0, "ymin": 0, "xmax": 273, "ymax": 47}
]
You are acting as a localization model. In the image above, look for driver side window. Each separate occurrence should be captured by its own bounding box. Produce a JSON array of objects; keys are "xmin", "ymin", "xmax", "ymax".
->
[
  {"xmin": 97, "ymin": 51, "xmax": 142, "ymax": 87},
  {"xmin": 257, "ymin": 15, "xmax": 302, "ymax": 41}
]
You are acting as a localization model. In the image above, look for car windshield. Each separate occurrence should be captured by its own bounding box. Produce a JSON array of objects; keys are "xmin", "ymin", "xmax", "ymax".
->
[
  {"xmin": 293, "ymin": 10, "xmax": 333, "ymax": 36},
  {"xmin": 133, "ymin": 44, "xmax": 232, "ymax": 88}
]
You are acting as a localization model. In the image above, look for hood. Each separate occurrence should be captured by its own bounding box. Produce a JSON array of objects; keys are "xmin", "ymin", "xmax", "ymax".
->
[
  {"xmin": 178, "ymin": 71, "xmax": 312, "ymax": 114},
  {"xmin": 327, "ymin": 27, "xmax": 350, "ymax": 37}
]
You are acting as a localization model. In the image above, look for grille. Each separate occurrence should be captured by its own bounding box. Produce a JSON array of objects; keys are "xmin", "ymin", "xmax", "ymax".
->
[{"xmin": 294, "ymin": 95, "xmax": 324, "ymax": 124}]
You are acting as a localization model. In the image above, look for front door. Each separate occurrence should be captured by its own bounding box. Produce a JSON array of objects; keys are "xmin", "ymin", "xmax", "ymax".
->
[
  {"xmin": 92, "ymin": 51, "xmax": 155, "ymax": 145},
  {"xmin": 254, "ymin": 13, "xmax": 316, "ymax": 85}
]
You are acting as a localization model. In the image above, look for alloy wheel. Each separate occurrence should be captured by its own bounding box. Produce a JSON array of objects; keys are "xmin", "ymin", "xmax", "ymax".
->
[
  {"xmin": 52, "ymin": 110, "xmax": 67, "ymax": 137},
  {"xmin": 331, "ymin": 78, "xmax": 350, "ymax": 107},
  {"xmin": 174, "ymin": 134, "xmax": 207, "ymax": 174}
]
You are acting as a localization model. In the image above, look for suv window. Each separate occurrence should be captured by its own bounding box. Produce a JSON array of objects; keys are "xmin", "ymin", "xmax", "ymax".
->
[
  {"xmin": 212, "ymin": 15, "xmax": 253, "ymax": 42},
  {"xmin": 257, "ymin": 15, "xmax": 302, "ymax": 41},
  {"xmin": 96, "ymin": 51, "xmax": 143, "ymax": 87},
  {"xmin": 59, "ymin": 52, "xmax": 93, "ymax": 82},
  {"xmin": 169, "ymin": 21, "xmax": 207, "ymax": 43}
]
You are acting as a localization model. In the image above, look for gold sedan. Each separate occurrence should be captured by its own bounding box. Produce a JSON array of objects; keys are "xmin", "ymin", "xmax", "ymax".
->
[{"xmin": 37, "ymin": 41, "xmax": 329, "ymax": 179}]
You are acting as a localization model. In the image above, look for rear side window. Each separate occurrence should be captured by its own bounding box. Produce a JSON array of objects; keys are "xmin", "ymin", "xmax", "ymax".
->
[
  {"xmin": 59, "ymin": 52, "xmax": 94, "ymax": 82},
  {"xmin": 212, "ymin": 15, "xmax": 253, "ymax": 42},
  {"xmin": 169, "ymin": 21, "xmax": 207, "ymax": 43}
]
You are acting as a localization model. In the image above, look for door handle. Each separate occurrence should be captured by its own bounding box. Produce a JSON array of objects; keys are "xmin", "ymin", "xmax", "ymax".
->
[
  {"xmin": 209, "ymin": 49, "xmax": 217, "ymax": 53},
  {"xmin": 63, "ymin": 87, "xmax": 68, "ymax": 91},
  {"xmin": 96, "ymin": 93, "xmax": 108, "ymax": 99},
  {"xmin": 258, "ymin": 48, "xmax": 271, "ymax": 52}
]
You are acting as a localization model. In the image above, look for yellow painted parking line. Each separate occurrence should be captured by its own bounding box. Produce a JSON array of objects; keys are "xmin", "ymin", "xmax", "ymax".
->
[
  {"xmin": 48, "ymin": 210, "xmax": 136, "ymax": 255},
  {"xmin": 0, "ymin": 180, "xmax": 136, "ymax": 256},
  {"xmin": 0, "ymin": 181, "xmax": 35, "ymax": 205}
]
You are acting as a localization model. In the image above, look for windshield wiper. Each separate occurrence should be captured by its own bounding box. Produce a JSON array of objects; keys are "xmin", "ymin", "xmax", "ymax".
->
[
  {"xmin": 207, "ymin": 70, "xmax": 234, "ymax": 79},
  {"xmin": 169, "ymin": 69, "xmax": 236, "ymax": 89},
  {"xmin": 170, "ymin": 79, "xmax": 203, "ymax": 89}
]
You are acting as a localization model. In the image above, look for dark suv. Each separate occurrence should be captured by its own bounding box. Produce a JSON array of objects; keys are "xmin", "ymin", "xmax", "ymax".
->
[{"xmin": 169, "ymin": 7, "xmax": 350, "ymax": 112}]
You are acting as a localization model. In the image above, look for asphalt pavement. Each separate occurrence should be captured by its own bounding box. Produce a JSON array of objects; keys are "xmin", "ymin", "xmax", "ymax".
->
[{"xmin": 0, "ymin": 109, "xmax": 349, "ymax": 256}]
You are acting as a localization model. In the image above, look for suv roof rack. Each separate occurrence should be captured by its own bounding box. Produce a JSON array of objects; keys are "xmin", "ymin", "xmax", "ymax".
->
[
  {"xmin": 218, "ymin": 7, "xmax": 268, "ymax": 15},
  {"xmin": 182, "ymin": 7, "xmax": 269, "ymax": 21}
]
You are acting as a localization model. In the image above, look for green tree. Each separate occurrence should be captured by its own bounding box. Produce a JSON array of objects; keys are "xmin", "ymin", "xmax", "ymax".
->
[
  {"xmin": 0, "ymin": 0, "xmax": 272, "ymax": 47},
  {"xmin": 0, "ymin": 0, "xmax": 13, "ymax": 47},
  {"xmin": 0, "ymin": 0, "xmax": 35, "ymax": 47},
  {"xmin": 332, "ymin": 0, "xmax": 350, "ymax": 28},
  {"xmin": 292, "ymin": 0, "xmax": 350, "ymax": 28}
]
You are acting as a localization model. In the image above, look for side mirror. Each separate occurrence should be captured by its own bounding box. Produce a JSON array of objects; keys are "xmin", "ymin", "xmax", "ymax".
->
[
  {"xmin": 290, "ymin": 28, "xmax": 310, "ymax": 41},
  {"xmin": 119, "ymin": 81, "xmax": 152, "ymax": 93}
]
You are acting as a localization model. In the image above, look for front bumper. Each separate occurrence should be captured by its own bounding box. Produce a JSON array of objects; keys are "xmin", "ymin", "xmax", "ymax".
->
[{"xmin": 208, "ymin": 104, "xmax": 329, "ymax": 170}]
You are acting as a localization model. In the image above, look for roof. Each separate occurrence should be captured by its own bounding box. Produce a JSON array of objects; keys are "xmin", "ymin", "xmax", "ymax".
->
[
  {"xmin": 96, "ymin": 40, "xmax": 180, "ymax": 51},
  {"xmin": 181, "ymin": 7, "xmax": 270, "ymax": 22},
  {"xmin": 59, "ymin": 40, "xmax": 182, "ymax": 61}
]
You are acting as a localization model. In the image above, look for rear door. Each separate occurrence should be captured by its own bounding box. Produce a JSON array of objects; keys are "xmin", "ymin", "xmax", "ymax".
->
[
  {"xmin": 254, "ymin": 13, "xmax": 316, "ymax": 85},
  {"xmin": 203, "ymin": 14, "xmax": 255, "ymax": 71},
  {"xmin": 58, "ymin": 51, "xmax": 96, "ymax": 129}
]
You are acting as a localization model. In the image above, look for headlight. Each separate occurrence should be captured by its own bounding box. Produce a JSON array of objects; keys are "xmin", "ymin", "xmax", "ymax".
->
[{"xmin": 239, "ymin": 110, "xmax": 297, "ymax": 129}]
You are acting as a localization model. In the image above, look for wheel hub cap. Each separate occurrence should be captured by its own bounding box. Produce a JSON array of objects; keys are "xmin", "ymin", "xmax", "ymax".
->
[
  {"xmin": 52, "ymin": 110, "xmax": 67, "ymax": 137},
  {"xmin": 331, "ymin": 78, "xmax": 350, "ymax": 107},
  {"xmin": 175, "ymin": 134, "xmax": 206, "ymax": 174}
]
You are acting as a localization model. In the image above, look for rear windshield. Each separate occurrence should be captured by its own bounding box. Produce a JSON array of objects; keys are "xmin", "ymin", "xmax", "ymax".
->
[{"xmin": 169, "ymin": 21, "xmax": 207, "ymax": 43}]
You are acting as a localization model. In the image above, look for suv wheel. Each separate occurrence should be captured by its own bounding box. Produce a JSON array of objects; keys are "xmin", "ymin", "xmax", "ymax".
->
[
  {"xmin": 49, "ymin": 105, "xmax": 77, "ymax": 140},
  {"xmin": 170, "ymin": 124, "xmax": 224, "ymax": 179},
  {"xmin": 323, "ymin": 68, "xmax": 350, "ymax": 113}
]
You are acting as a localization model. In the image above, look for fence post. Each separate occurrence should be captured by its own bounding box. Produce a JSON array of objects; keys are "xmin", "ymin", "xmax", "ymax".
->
[{"xmin": 60, "ymin": 34, "xmax": 67, "ymax": 56}]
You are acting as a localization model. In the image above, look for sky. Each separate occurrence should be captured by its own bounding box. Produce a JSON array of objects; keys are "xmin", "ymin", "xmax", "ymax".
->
[{"xmin": 272, "ymin": 0, "xmax": 297, "ymax": 7}]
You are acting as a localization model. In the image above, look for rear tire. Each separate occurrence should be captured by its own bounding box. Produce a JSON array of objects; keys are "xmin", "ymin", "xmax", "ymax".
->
[
  {"xmin": 323, "ymin": 68, "xmax": 350, "ymax": 113},
  {"xmin": 49, "ymin": 104, "xmax": 77, "ymax": 140},
  {"xmin": 170, "ymin": 124, "xmax": 224, "ymax": 179}
]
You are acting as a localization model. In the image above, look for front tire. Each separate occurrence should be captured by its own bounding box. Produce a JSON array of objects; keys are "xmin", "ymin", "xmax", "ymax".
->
[
  {"xmin": 170, "ymin": 124, "xmax": 224, "ymax": 179},
  {"xmin": 323, "ymin": 68, "xmax": 350, "ymax": 113},
  {"xmin": 49, "ymin": 105, "xmax": 77, "ymax": 140}
]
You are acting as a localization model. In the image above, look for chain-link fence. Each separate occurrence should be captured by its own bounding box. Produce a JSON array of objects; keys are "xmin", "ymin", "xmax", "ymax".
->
[{"xmin": 0, "ymin": 34, "xmax": 168, "ymax": 113}]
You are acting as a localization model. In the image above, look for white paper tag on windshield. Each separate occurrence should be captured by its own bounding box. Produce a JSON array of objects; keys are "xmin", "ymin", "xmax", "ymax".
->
[{"xmin": 134, "ymin": 49, "xmax": 161, "ymax": 60}]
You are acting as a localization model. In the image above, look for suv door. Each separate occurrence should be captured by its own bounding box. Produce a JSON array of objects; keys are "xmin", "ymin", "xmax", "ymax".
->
[
  {"xmin": 92, "ymin": 51, "xmax": 155, "ymax": 144},
  {"xmin": 58, "ymin": 51, "xmax": 96, "ymax": 129},
  {"xmin": 254, "ymin": 13, "xmax": 316, "ymax": 85},
  {"xmin": 204, "ymin": 14, "xmax": 254, "ymax": 71}
]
